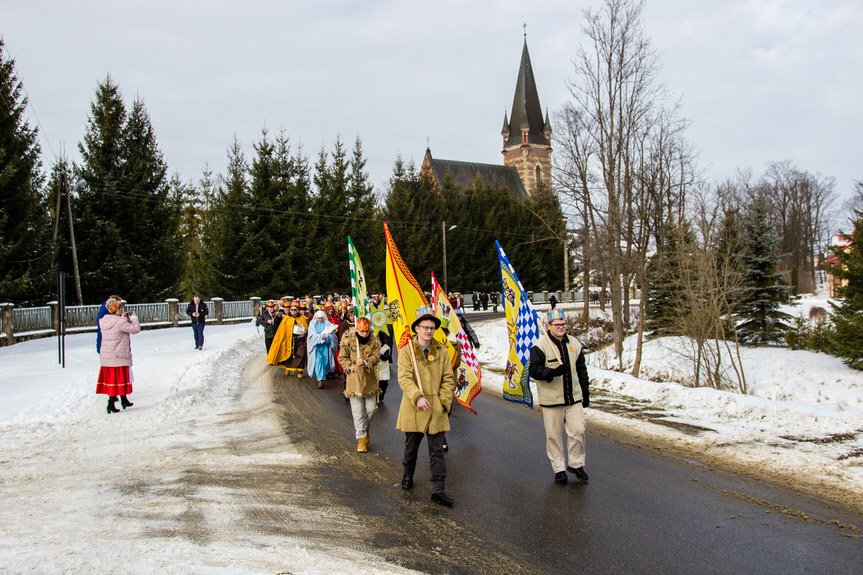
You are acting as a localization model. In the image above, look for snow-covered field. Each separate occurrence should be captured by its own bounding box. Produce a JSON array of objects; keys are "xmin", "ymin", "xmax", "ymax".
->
[
  {"xmin": 0, "ymin": 324, "xmax": 419, "ymax": 575},
  {"xmin": 1, "ymin": 292, "xmax": 861, "ymax": 572}
]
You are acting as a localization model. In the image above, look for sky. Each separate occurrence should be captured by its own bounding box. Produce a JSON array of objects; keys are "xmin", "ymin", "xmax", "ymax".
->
[
  {"xmin": 1, "ymin": 292, "xmax": 861, "ymax": 571},
  {"xmin": 2, "ymin": 0, "xmax": 861, "ymax": 210}
]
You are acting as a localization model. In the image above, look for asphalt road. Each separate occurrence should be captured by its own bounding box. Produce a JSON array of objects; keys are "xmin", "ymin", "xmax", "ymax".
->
[{"xmin": 270, "ymin": 317, "xmax": 863, "ymax": 575}]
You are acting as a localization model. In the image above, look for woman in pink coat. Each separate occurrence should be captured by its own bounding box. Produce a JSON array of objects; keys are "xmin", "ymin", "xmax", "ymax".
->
[{"xmin": 97, "ymin": 296, "xmax": 141, "ymax": 413}]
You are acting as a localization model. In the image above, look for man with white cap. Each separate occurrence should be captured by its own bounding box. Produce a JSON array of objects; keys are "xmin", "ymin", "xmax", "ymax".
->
[
  {"xmin": 529, "ymin": 309, "xmax": 592, "ymax": 484},
  {"xmin": 396, "ymin": 305, "xmax": 456, "ymax": 506}
]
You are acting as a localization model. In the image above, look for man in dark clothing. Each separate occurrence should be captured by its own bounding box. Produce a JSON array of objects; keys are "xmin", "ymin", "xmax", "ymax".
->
[
  {"xmin": 256, "ymin": 300, "xmax": 278, "ymax": 352},
  {"xmin": 186, "ymin": 294, "xmax": 209, "ymax": 350},
  {"xmin": 549, "ymin": 294, "xmax": 558, "ymax": 310},
  {"xmin": 480, "ymin": 291, "xmax": 489, "ymax": 311},
  {"xmin": 528, "ymin": 309, "xmax": 591, "ymax": 484}
]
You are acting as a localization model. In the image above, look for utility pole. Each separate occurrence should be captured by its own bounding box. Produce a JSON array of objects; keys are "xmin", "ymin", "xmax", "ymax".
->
[
  {"xmin": 53, "ymin": 166, "xmax": 83, "ymax": 306},
  {"xmin": 442, "ymin": 220, "xmax": 448, "ymax": 294}
]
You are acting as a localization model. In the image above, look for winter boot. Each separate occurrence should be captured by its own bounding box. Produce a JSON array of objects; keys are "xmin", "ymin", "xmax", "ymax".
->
[
  {"xmin": 107, "ymin": 396, "xmax": 120, "ymax": 414},
  {"xmin": 120, "ymin": 395, "xmax": 134, "ymax": 409}
]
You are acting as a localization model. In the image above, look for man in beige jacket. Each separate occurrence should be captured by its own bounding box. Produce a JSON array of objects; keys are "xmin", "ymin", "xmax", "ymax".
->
[{"xmin": 396, "ymin": 306, "xmax": 456, "ymax": 506}]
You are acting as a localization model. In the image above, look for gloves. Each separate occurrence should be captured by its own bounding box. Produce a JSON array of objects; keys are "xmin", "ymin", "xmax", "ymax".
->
[{"xmin": 547, "ymin": 364, "xmax": 567, "ymax": 380}]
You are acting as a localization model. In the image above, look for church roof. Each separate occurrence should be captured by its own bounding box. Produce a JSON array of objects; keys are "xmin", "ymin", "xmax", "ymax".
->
[
  {"xmin": 424, "ymin": 150, "xmax": 527, "ymax": 199},
  {"xmin": 504, "ymin": 40, "xmax": 550, "ymax": 149}
]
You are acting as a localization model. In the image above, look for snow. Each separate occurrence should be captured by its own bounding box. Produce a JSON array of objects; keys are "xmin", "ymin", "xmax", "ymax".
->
[
  {"xmin": 1, "ymin": 293, "xmax": 862, "ymax": 572},
  {"xmin": 0, "ymin": 322, "xmax": 419, "ymax": 574}
]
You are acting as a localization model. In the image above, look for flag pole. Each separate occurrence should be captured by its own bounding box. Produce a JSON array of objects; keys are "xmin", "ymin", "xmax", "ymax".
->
[{"xmin": 407, "ymin": 335, "xmax": 428, "ymax": 398}]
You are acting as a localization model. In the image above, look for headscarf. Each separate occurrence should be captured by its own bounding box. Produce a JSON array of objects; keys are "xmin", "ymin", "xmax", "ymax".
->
[{"xmin": 312, "ymin": 310, "xmax": 328, "ymax": 335}]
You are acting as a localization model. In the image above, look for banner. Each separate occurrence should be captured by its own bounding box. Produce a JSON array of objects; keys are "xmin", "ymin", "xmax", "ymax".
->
[
  {"xmin": 496, "ymin": 241, "xmax": 540, "ymax": 407},
  {"xmin": 348, "ymin": 237, "xmax": 370, "ymax": 320},
  {"xmin": 384, "ymin": 222, "xmax": 429, "ymax": 349},
  {"xmin": 431, "ymin": 272, "xmax": 481, "ymax": 414}
]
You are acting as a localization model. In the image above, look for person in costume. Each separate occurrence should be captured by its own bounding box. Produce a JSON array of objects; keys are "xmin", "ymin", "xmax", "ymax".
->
[
  {"xmin": 307, "ymin": 310, "xmax": 338, "ymax": 388},
  {"xmin": 323, "ymin": 302, "xmax": 343, "ymax": 377},
  {"xmin": 97, "ymin": 296, "xmax": 140, "ymax": 414},
  {"xmin": 396, "ymin": 306, "xmax": 456, "ymax": 507},
  {"xmin": 437, "ymin": 317, "xmax": 462, "ymax": 452},
  {"xmin": 528, "ymin": 309, "xmax": 591, "ymax": 484},
  {"xmin": 339, "ymin": 317, "xmax": 381, "ymax": 452},
  {"xmin": 377, "ymin": 329, "xmax": 393, "ymax": 402},
  {"xmin": 256, "ymin": 300, "xmax": 278, "ymax": 352},
  {"xmin": 266, "ymin": 301, "xmax": 309, "ymax": 376}
]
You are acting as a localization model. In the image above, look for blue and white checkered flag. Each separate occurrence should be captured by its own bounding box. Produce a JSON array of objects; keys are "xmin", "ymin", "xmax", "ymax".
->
[{"xmin": 496, "ymin": 241, "xmax": 539, "ymax": 407}]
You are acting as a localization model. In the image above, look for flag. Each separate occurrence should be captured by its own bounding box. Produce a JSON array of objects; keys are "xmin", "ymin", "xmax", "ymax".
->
[
  {"xmin": 431, "ymin": 272, "xmax": 481, "ymax": 414},
  {"xmin": 348, "ymin": 237, "xmax": 370, "ymax": 320},
  {"xmin": 496, "ymin": 241, "xmax": 540, "ymax": 407},
  {"xmin": 384, "ymin": 222, "xmax": 429, "ymax": 350}
]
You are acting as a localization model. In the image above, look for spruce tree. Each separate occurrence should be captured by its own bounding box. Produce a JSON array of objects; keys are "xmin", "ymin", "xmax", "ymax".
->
[
  {"xmin": 75, "ymin": 78, "xmax": 180, "ymax": 302},
  {"xmin": 207, "ymin": 137, "xmax": 251, "ymax": 299},
  {"xmin": 736, "ymin": 195, "xmax": 792, "ymax": 344},
  {"xmin": 120, "ymin": 97, "xmax": 182, "ymax": 300},
  {"xmin": 276, "ymin": 133, "xmax": 314, "ymax": 297},
  {"xmin": 645, "ymin": 222, "xmax": 695, "ymax": 338},
  {"xmin": 828, "ymin": 196, "xmax": 863, "ymax": 369},
  {"xmin": 311, "ymin": 136, "xmax": 351, "ymax": 292},
  {"xmin": 0, "ymin": 39, "xmax": 52, "ymax": 305},
  {"xmin": 243, "ymin": 128, "xmax": 283, "ymax": 296},
  {"xmin": 346, "ymin": 137, "xmax": 383, "ymax": 292}
]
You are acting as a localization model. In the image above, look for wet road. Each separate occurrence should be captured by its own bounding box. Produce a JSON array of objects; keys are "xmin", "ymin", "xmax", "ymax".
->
[{"xmin": 270, "ymin": 320, "xmax": 863, "ymax": 574}]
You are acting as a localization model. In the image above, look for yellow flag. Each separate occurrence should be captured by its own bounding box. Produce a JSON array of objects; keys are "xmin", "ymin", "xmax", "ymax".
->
[
  {"xmin": 384, "ymin": 222, "xmax": 429, "ymax": 350},
  {"xmin": 431, "ymin": 272, "xmax": 482, "ymax": 414}
]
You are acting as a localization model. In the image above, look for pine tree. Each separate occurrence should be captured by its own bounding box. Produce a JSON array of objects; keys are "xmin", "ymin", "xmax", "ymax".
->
[
  {"xmin": 346, "ymin": 137, "xmax": 383, "ymax": 292},
  {"xmin": 276, "ymin": 133, "xmax": 314, "ymax": 297},
  {"xmin": 311, "ymin": 136, "xmax": 351, "ymax": 292},
  {"xmin": 645, "ymin": 222, "xmax": 695, "ymax": 338},
  {"xmin": 736, "ymin": 195, "xmax": 792, "ymax": 344},
  {"xmin": 120, "ymin": 97, "xmax": 182, "ymax": 300},
  {"xmin": 175, "ymin": 172, "xmax": 207, "ymax": 297},
  {"xmin": 74, "ymin": 78, "xmax": 180, "ymax": 302},
  {"xmin": 0, "ymin": 39, "xmax": 52, "ymax": 305},
  {"xmin": 828, "ymin": 194, "xmax": 863, "ymax": 369},
  {"xmin": 207, "ymin": 137, "xmax": 251, "ymax": 299}
]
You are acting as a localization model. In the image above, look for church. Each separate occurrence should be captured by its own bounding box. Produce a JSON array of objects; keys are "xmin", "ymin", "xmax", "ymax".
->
[{"xmin": 421, "ymin": 38, "xmax": 552, "ymax": 199}]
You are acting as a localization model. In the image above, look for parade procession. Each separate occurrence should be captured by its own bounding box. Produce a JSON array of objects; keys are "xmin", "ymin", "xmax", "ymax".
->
[{"xmin": 250, "ymin": 223, "xmax": 591, "ymax": 506}]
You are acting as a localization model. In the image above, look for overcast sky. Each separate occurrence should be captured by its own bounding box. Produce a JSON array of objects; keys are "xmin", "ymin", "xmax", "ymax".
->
[{"xmin": 3, "ymin": 0, "xmax": 861, "ymax": 210}]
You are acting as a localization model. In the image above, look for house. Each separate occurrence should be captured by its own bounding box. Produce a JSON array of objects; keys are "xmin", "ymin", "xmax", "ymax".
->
[{"xmin": 824, "ymin": 233, "xmax": 853, "ymax": 298}]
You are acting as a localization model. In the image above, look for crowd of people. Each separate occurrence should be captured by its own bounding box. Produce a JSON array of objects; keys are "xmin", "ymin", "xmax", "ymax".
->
[{"xmin": 94, "ymin": 291, "xmax": 592, "ymax": 507}]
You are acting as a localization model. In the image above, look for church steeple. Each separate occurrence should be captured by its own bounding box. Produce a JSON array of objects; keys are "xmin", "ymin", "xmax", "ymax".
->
[
  {"xmin": 502, "ymin": 36, "xmax": 552, "ymax": 197},
  {"xmin": 502, "ymin": 39, "xmax": 550, "ymax": 149}
]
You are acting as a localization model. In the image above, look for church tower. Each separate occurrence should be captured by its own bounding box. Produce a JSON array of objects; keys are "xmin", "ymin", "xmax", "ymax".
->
[{"xmin": 501, "ymin": 38, "xmax": 552, "ymax": 197}]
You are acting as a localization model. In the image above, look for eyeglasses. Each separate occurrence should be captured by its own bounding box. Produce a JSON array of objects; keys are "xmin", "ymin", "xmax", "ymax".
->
[
  {"xmin": 549, "ymin": 322, "xmax": 567, "ymax": 328},
  {"xmin": 415, "ymin": 325, "xmax": 436, "ymax": 332}
]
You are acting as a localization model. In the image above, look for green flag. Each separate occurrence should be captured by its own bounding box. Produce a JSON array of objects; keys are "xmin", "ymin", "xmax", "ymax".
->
[{"xmin": 348, "ymin": 237, "xmax": 370, "ymax": 319}]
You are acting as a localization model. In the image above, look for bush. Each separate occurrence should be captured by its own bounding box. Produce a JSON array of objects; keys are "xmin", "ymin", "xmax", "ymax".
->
[{"xmin": 785, "ymin": 309, "xmax": 834, "ymax": 354}]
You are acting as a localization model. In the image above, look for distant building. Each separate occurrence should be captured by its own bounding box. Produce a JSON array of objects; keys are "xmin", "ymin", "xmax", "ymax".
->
[
  {"xmin": 823, "ymin": 233, "xmax": 853, "ymax": 298},
  {"xmin": 422, "ymin": 38, "xmax": 552, "ymax": 199}
]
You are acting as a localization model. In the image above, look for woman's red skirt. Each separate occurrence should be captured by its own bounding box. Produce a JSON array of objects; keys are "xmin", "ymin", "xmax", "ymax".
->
[{"xmin": 96, "ymin": 366, "xmax": 134, "ymax": 396}]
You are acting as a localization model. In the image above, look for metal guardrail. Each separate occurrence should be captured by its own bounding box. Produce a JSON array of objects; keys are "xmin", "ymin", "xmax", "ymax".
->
[
  {"xmin": 2, "ymin": 300, "xmax": 255, "ymax": 338},
  {"xmin": 64, "ymin": 305, "xmax": 101, "ymax": 329},
  {"xmin": 221, "ymin": 300, "xmax": 252, "ymax": 319},
  {"xmin": 125, "ymin": 302, "xmax": 170, "ymax": 324},
  {"xmin": 12, "ymin": 306, "xmax": 52, "ymax": 333}
]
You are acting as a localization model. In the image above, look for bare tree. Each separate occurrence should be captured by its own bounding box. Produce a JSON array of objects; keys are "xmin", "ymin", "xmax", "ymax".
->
[
  {"xmin": 555, "ymin": 0, "xmax": 696, "ymax": 372},
  {"xmin": 758, "ymin": 161, "xmax": 836, "ymax": 294}
]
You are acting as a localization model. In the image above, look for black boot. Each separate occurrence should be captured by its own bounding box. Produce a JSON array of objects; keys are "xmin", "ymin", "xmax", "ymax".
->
[
  {"xmin": 107, "ymin": 396, "xmax": 120, "ymax": 414},
  {"xmin": 120, "ymin": 395, "xmax": 133, "ymax": 409}
]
